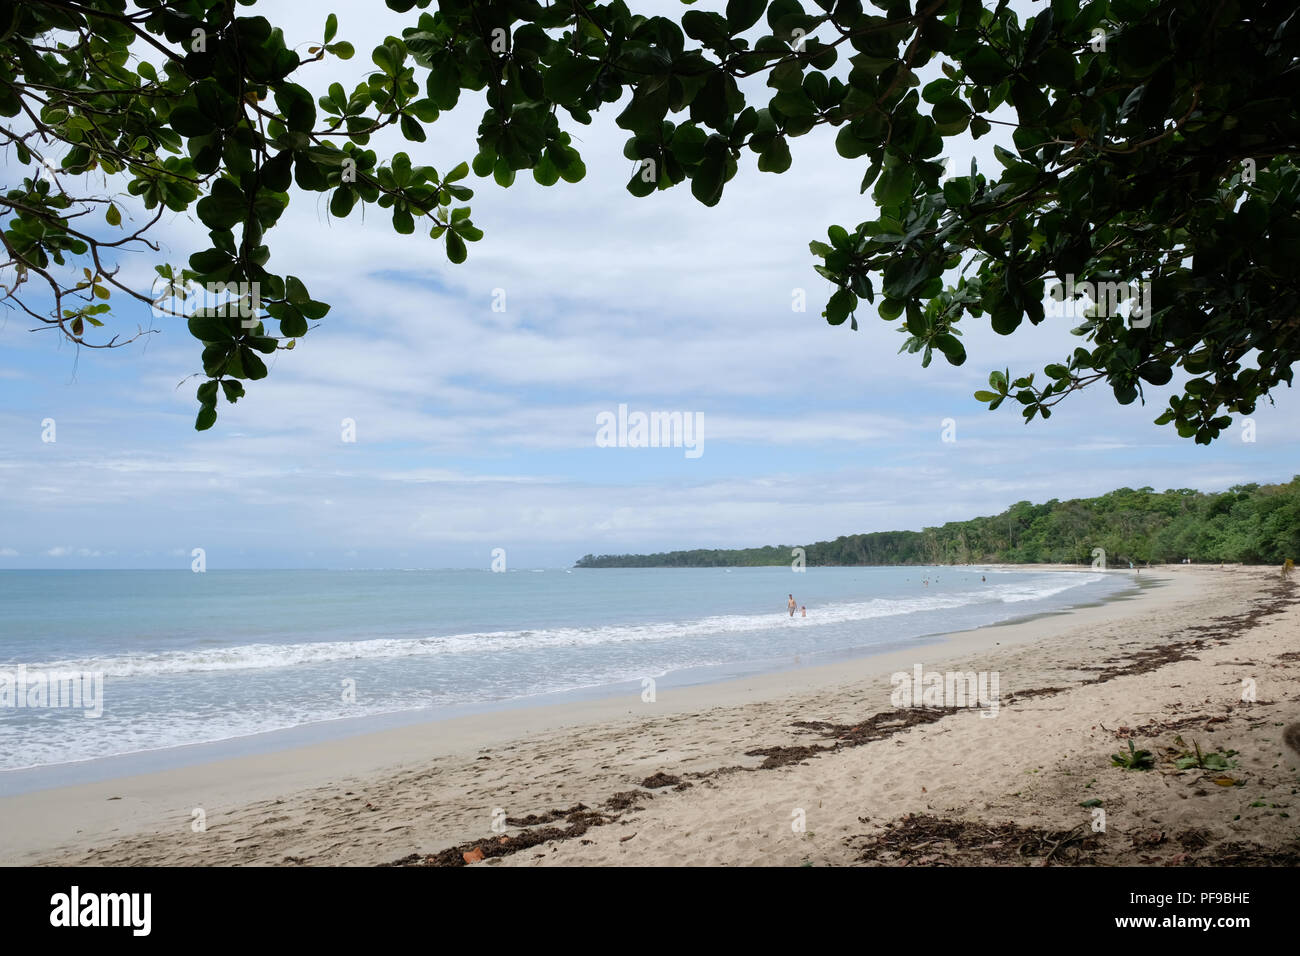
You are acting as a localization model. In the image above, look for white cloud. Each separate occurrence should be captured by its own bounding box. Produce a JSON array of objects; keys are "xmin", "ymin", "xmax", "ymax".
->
[{"xmin": 0, "ymin": 0, "xmax": 1296, "ymax": 567}]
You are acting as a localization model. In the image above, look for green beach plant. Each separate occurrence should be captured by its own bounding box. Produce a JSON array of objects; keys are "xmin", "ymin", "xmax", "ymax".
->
[
  {"xmin": 1111, "ymin": 739, "xmax": 1155, "ymax": 771},
  {"xmin": 1172, "ymin": 740, "xmax": 1238, "ymax": 772}
]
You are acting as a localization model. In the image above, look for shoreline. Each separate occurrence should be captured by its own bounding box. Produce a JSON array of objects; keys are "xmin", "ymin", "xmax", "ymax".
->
[
  {"xmin": 0, "ymin": 565, "xmax": 1231, "ymax": 866},
  {"xmin": 0, "ymin": 563, "xmax": 1130, "ymax": 792}
]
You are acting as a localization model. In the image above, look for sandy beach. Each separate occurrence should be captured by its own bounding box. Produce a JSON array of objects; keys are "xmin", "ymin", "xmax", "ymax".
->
[{"xmin": 3, "ymin": 564, "xmax": 1297, "ymax": 867}]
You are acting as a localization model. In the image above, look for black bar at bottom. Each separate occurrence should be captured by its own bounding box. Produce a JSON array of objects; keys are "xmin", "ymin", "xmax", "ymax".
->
[{"xmin": 6, "ymin": 865, "xmax": 1281, "ymax": 941}]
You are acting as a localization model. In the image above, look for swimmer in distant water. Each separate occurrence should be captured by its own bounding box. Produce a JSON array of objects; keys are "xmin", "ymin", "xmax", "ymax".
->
[
  {"xmin": 788, "ymin": 594, "xmax": 797, "ymax": 617},
  {"xmin": 981, "ymin": 575, "xmax": 986, "ymax": 582},
  {"xmin": 800, "ymin": 605, "xmax": 806, "ymax": 617}
]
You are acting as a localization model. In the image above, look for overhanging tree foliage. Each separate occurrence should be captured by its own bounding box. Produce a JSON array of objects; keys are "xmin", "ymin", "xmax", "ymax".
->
[{"xmin": 2, "ymin": 0, "xmax": 1297, "ymax": 439}]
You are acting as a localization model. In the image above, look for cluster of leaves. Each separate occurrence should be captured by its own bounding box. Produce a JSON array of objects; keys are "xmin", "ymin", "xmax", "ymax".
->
[
  {"xmin": 1, "ymin": 1, "xmax": 482, "ymax": 427},
  {"xmin": 398, "ymin": 0, "xmax": 1300, "ymax": 443},
  {"xmin": 802, "ymin": 0, "xmax": 1300, "ymax": 443},
  {"xmin": 575, "ymin": 475, "xmax": 1300, "ymax": 566},
  {"xmin": 426, "ymin": 0, "xmax": 1300, "ymax": 443},
  {"xmin": 5, "ymin": 0, "xmax": 1299, "ymax": 439}
]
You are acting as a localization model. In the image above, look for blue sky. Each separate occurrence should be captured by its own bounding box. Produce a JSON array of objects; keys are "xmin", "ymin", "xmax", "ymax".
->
[{"xmin": 1, "ymin": 1, "xmax": 1296, "ymax": 569}]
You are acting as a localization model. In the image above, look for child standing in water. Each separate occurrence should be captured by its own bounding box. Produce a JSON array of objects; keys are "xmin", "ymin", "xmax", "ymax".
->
[{"xmin": 800, "ymin": 605, "xmax": 806, "ymax": 617}]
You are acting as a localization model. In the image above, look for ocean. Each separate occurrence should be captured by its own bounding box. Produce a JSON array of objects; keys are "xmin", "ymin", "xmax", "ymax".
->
[{"xmin": 0, "ymin": 566, "xmax": 1131, "ymax": 781}]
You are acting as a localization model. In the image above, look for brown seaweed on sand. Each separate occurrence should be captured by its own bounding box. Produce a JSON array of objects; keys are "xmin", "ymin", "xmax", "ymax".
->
[{"xmin": 852, "ymin": 814, "xmax": 1101, "ymax": 866}]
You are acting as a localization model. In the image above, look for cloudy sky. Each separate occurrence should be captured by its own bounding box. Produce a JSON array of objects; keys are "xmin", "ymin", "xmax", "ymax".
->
[{"xmin": 1, "ymin": 0, "xmax": 1296, "ymax": 569}]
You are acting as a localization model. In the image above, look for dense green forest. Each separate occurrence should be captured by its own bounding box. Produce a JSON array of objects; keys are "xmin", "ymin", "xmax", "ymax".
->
[{"xmin": 576, "ymin": 478, "xmax": 1300, "ymax": 569}]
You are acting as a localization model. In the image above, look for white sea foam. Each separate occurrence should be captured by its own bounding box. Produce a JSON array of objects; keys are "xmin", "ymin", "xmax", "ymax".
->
[
  {"xmin": 0, "ymin": 661, "xmax": 701, "ymax": 771},
  {"xmin": 0, "ymin": 570, "xmax": 1113, "ymax": 772},
  {"xmin": 20, "ymin": 573, "xmax": 1098, "ymax": 678}
]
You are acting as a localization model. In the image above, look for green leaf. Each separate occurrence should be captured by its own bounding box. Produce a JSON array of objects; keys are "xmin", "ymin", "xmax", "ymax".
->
[
  {"xmin": 372, "ymin": 44, "xmax": 398, "ymax": 76},
  {"xmin": 534, "ymin": 154, "xmax": 560, "ymax": 186},
  {"xmin": 942, "ymin": 177, "xmax": 972, "ymax": 206},
  {"xmin": 757, "ymin": 136, "xmax": 791, "ymax": 173},
  {"xmin": 882, "ymin": 256, "xmax": 930, "ymax": 299},
  {"xmin": 932, "ymin": 97, "xmax": 971, "ymax": 126},
  {"xmin": 279, "ymin": 308, "xmax": 308, "ymax": 338},
  {"xmin": 400, "ymin": 114, "xmax": 427, "ymax": 142},
  {"xmin": 825, "ymin": 288, "xmax": 856, "ymax": 326},
  {"xmin": 875, "ymin": 165, "xmax": 913, "ymax": 207},
  {"xmin": 189, "ymin": 248, "xmax": 233, "ymax": 278},
  {"xmin": 492, "ymin": 158, "xmax": 516, "ymax": 188},
  {"xmin": 922, "ymin": 79, "xmax": 958, "ymax": 106},
  {"xmin": 935, "ymin": 333, "xmax": 966, "ymax": 365},
  {"xmin": 771, "ymin": 87, "xmax": 816, "ymax": 119},
  {"xmin": 1138, "ymin": 361, "xmax": 1173, "ymax": 385},
  {"xmin": 274, "ymin": 83, "xmax": 316, "ymax": 133},
  {"xmin": 725, "ymin": 0, "xmax": 767, "ymax": 33},
  {"xmin": 690, "ymin": 152, "xmax": 726, "ymax": 206},
  {"xmin": 168, "ymin": 106, "xmax": 210, "ymax": 138},
  {"xmin": 878, "ymin": 298, "xmax": 904, "ymax": 321},
  {"xmin": 835, "ymin": 125, "xmax": 870, "ymax": 159},
  {"xmin": 670, "ymin": 123, "xmax": 708, "ymax": 165},
  {"xmin": 545, "ymin": 56, "xmax": 602, "ymax": 102},
  {"xmin": 426, "ymin": 57, "xmax": 460, "ymax": 109},
  {"xmin": 406, "ymin": 98, "xmax": 439, "ymax": 122},
  {"xmin": 991, "ymin": 304, "xmax": 1022, "ymax": 335},
  {"xmin": 1037, "ymin": 47, "xmax": 1076, "ymax": 89},
  {"xmin": 554, "ymin": 148, "xmax": 586, "ymax": 183},
  {"xmin": 330, "ymin": 188, "xmax": 355, "ymax": 217},
  {"xmin": 683, "ymin": 10, "xmax": 731, "ymax": 46},
  {"xmin": 195, "ymin": 177, "xmax": 245, "ymax": 230},
  {"xmin": 446, "ymin": 229, "xmax": 467, "ymax": 263},
  {"xmin": 240, "ymin": 346, "xmax": 269, "ymax": 380},
  {"xmin": 962, "ymin": 46, "xmax": 1009, "ymax": 85},
  {"xmin": 272, "ymin": 280, "xmax": 303, "ymax": 311}
]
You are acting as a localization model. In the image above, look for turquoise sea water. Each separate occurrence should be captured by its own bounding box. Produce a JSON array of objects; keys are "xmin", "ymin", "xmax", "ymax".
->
[{"xmin": 0, "ymin": 566, "xmax": 1129, "ymax": 775}]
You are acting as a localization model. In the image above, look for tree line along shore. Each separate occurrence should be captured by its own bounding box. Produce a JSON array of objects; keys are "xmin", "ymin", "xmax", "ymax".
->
[{"xmin": 575, "ymin": 478, "xmax": 1300, "ymax": 569}]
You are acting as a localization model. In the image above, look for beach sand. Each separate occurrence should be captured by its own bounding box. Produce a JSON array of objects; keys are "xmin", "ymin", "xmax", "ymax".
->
[{"xmin": 3, "ymin": 564, "xmax": 1297, "ymax": 866}]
